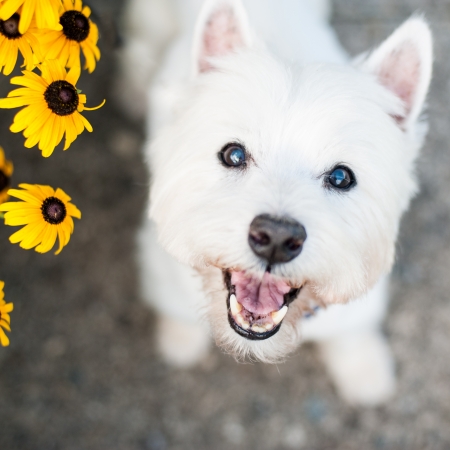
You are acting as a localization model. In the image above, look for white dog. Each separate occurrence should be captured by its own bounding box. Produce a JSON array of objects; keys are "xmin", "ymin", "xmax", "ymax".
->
[{"xmin": 121, "ymin": 0, "xmax": 432, "ymax": 406}]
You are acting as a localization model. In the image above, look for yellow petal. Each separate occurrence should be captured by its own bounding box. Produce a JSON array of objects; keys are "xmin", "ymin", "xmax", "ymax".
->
[
  {"xmin": 34, "ymin": 184, "xmax": 55, "ymax": 198},
  {"xmin": 83, "ymin": 99, "xmax": 105, "ymax": 112},
  {"xmin": 63, "ymin": 0, "xmax": 73, "ymax": 11},
  {"xmin": 24, "ymin": 131, "xmax": 42, "ymax": 149},
  {"xmin": 79, "ymin": 113, "xmax": 93, "ymax": 132},
  {"xmin": 70, "ymin": 112, "xmax": 84, "ymax": 135},
  {"xmin": 35, "ymin": 0, "xmax": 61, "ymax": 31},
  {"xmin": 66, "ymin": 215, "xmax": 74, "ymax": 233},
  {"xmin": 3, "ymin": 41, "xmax": 18, "ymax": 75},
  {"xmin": 0, "ymin": 202, "xmax": 38, "ymax": 212},
  {"xmin": 5, "ymin": 214, "xmax": 42, "ymax": 226},
  {"xmin": 38, "ymin": 113, "xmax": 56, "ymax": 156},
  {"xmin": 19, "ymin": 183, "xmax": 49, "ymax": 198},
  {"xmin": 63, "ymin": 114, "xmax": 78, "ymax": 150},
  {"xmin": 22, "ymin": 107, "xmax": 52, "ymax": 138},
  {"xmin": 19, "ymin": 221, "xmax": 47, "ymax": 249},
  {"xmin": 35, "ymin": 223, "xmax": 57, "ymax": 253},
  {"xmin": 0, "ymin": 96, "xmax": 32, "ymax": 109},
  {"xmin": 66, "ymin": 41, "xmax": 81, "ymax": 68},
  {"xmin": 0, "ymin": 327, "xmax": 10, "ymax": 346},
  {"xmin": 1, "ymin": 314, "xmax": 11, "ymax": 324},
  {"xmin": 55, "ymin": 224, "xmax": 66, "ymax": 254},
  {"xmin": 9, "ymin": 222, "xmax": 38, "ymax": 243},
  {"xmin": 1, "ymin": 303, "xmax": 13, "ymax": 313},
  {"xmin": 18, "ymin": 0, "xmax": 35, "ymax": 34},
  {"xmin": 45, "ymin": 33, "xmax": 67, "ymax": 60},
  {"xmin": 53, "ymin": 187, "xmax": 70, "ymax": 202},
  {"xmin": 0, "ymin": 0, "xmax": 24, "ymax": 21},
  {"xmin": 7, "ymin": 188, "xmax": 42, "ymax": 205},
  {"xmin": 0, "ymin": 320, "xmax": 11, "ymax": 332},
  {"xmin": 66, "ymin": 64, "xmax": 80, "ymax": 86},
  {"xmin": 10, "ymin": 104, "xmax": 43, "ymax": 133},
  {"xmin": 81, "ymin": 41, "xmax": 96, "ymax": 73},
  {"xmin": 48, "ymin": 59, "xmax": 66, "ymax": 81},
  {"xmin": 66, "ymin": 203, "xmax": 81, "ymax": 219}
]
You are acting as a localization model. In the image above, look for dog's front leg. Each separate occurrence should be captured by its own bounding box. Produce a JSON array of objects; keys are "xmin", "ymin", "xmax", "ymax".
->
[
  {"xmin": 137, "ymin": 219, "xmax": 211, "ymax": 367},
  {"xmin": 319, "ymin": 328, "xmax": 395, "ymax": 406},
  {"xmin": 302, "ymin": 277, "xmax": 396, "ymax": 406}
]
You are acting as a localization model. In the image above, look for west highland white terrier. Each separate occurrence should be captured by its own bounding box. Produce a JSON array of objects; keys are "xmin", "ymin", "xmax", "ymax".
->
[{"xmin": 121, "ymin": 0, "xmax": 432, "ymax": 405}]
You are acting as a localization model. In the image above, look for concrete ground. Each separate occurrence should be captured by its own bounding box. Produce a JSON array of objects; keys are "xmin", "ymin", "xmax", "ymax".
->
[{"xmin": 1, "ymin": 0, "xmax": 450, "ymax": 449}]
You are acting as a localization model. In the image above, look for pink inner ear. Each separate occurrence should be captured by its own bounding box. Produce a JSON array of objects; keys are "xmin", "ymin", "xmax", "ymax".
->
[
  {"xmin": 200, "ymin": 6, "xmax": 245, "ymax": 73},
  {"xmin": 377, "ymin": 42, "xmax": 421, "ymax": 122}
]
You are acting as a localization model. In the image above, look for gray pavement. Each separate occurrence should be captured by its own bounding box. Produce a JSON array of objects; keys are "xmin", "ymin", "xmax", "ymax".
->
[{"xmin": 1, "ymin": 1, "xmax": 450, "ymax": 449}]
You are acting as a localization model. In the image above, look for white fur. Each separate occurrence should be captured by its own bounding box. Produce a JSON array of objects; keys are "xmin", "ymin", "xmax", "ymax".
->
[{"xmin": 125, "ymin": 0, "xmax": 433, "ymax": 405}]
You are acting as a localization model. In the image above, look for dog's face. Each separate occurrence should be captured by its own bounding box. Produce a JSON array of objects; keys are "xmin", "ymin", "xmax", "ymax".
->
[{"xmin": 149, "ymin": 1, "xmax": 432, "ymax": 362}]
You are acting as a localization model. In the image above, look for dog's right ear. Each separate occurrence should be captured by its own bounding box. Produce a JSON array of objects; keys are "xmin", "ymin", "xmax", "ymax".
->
[
  {"xmin": 357, "ymin": 17, "xmax": 433, "ymax": 131},
  {"xmin": 192, "ymin": 0, "xmax": 253, "ymax": 76}
]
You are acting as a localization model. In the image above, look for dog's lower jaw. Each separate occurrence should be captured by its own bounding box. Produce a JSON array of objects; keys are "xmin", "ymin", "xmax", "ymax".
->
[
  {"xmin": 223, "ymin": 269, "xmax": 302, "ymax": 341},
  {"xmin": 207, "ymin": 294, "xmax": 303, "ymax": 364}
]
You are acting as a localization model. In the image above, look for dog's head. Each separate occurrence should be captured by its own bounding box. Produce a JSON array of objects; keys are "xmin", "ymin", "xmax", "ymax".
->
[{"xmin": 149, "ymin": 0, "xmax": 433, "ymax": 362}]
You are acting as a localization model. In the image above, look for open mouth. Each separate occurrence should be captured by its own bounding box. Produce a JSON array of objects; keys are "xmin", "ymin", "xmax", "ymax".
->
[{"xmin": 224, "ymin": 270, "xmax": 301, "ymax": 340}]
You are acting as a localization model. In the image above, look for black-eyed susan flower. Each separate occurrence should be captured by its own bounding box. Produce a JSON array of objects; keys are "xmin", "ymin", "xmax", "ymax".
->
[
  {"xmin": 0, "ymin": 184, "xmax": 81, "ymax": 254},
  {"xmin": 0, "ymin": 147, "xmax": 13, "ymax": 204},
  {"xmin": 0, "ymin": 0, "xmax": 62, "ymax": 34},
  {"xmin": 39, "ymin": 0, "xmax": 100, "ymax": 73},
  {"xmin": 0, "ymin": 281, "xmax": 13, "ymax": 347},
  {"xmin": 0, "ymin": 60, "xmax": 105, "ymax": 157},
  {"xmin": 0, "ymin": 11, "xmax": 41, "ymax": 75}
]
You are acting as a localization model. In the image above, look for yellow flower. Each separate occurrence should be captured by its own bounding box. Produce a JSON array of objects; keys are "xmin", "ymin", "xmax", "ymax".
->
[
  {"xmin": 0, "ymin": 10, "xmax": 41, "ymax": 75},
  {"xmin": 0, "ymin": 0, "xmax": 62, "ymax": 34},
  {"xmin": 0, "ymin": 147, "xmax": 13, "ymax": 204},
  {"xmin": 0, "ymin": 183, "xmax": 81, "ymax": 254},
  {"xmin": 39, "ymin": 0, "xmax": 100, "ymax": 73},
  {"xmin": 0, "ymin": 59, "xmax": 105, "ymax": 157},
  {"xmin": 0, "ymin": 281, "xmax": 13, "ymax": 347}
]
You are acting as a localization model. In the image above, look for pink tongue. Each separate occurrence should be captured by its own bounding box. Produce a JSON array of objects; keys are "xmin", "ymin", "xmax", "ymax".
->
[{"xmin": 231, "ymin": 271, "xmax": 291, "ymax": 315}]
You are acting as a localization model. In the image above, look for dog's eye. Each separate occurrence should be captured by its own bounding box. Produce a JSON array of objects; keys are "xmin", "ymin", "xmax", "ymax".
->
[
  {"xmin": 326, "ymin": 166, "xmax": 356, "ymax": 190},
  {"xmin": 219, "ymin": 144, "xmax": 247, "ymax": 168}
]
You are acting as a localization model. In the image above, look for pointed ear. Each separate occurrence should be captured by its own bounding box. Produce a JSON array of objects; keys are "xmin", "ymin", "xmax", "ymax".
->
[
  {"xmin": 192, "ymin": 0, "xmax": 253, "ymax": 75},
  {"xmin": 358, "ymin": 17, "xmax": 433, "ymax": 130}
]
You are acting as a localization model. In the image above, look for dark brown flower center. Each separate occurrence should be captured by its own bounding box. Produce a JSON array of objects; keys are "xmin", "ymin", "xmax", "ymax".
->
[
  {"xmin": 44, "ymin": 80, "xmax": 79, "ymax": 116},
  {"xmin": 0, "ymin": 13, "xmax": 22, "ymax": 39},
  {"xmin": 41, "ymin": 197, "xmax": 67, "ymax": 225},
  {"xmin": 0, "ymin": 170, "xmax": 10, "ymax": 192},
  {"xmin": 60, "ymin": 10, "xmax": 90, "ymax": 42}
]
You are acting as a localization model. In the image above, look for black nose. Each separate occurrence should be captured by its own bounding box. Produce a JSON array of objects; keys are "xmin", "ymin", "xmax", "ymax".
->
[{"xmin": 248, "ymin": 214, "xmax": 307, "ymax": 264}]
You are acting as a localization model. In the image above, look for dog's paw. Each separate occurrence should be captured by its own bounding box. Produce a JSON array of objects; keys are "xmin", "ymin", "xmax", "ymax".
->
[
  {"xmin": 157, "ymin": 316, "xmax": 211, "ymax": 368},
  {"xmin": 319, "ymin": 331, "xmax": 396, "ymax": 406}
]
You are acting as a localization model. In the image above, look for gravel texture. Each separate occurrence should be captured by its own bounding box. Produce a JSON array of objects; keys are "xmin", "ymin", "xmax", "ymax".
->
[{"xmin": 1, "ymin": 1, "xmax": 450, "ymax": 449}]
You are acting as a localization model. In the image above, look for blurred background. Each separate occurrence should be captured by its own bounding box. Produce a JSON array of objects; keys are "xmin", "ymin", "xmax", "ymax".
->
[{"xmin": 1, "ymin": 0, "xmax": 450, "ymax": 449}]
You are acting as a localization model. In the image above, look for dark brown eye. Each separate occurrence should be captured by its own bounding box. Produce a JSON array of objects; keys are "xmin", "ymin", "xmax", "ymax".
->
[
  {"xmin": 219, "ymin": 144, "xmax": 247, "ymax": 168},
  {"xmin": 326, "ymin": 166, "xmax": 356, "ymax": 190}
]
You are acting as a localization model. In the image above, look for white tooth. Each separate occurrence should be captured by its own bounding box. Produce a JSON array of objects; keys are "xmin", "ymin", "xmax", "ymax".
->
[
  {"xmin": 229, "ymin": 294, "xmax": 242, "ymax": 315},
  {"xmin": 271, "ymin": 306, "xmax": 288, "ymax": 325},
  {"xmin": 264, "ymin": 323, "xmax": 274, "ymax": 331},
  {"xmin": 241, "ymin": 320, "xmax": 250, "ymax": 330},
  {"xmin": 252, "ymin": 324, "xmax": 266, "ymax": 333}
]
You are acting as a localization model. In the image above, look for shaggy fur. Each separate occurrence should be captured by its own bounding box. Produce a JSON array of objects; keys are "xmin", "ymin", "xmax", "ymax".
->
[{"xmin": 122, "ymin": 0, "xmax": 433, "ymax": 405}]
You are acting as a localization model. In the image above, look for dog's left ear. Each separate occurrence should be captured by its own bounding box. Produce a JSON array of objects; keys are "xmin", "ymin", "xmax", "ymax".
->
[
  {"xmin": 358, "ymin": 17, "xmax": 433, "ymax": 131},
  {"xmin": 192, "ymin": 0, "xmax": 253, "ymax": 76}
]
